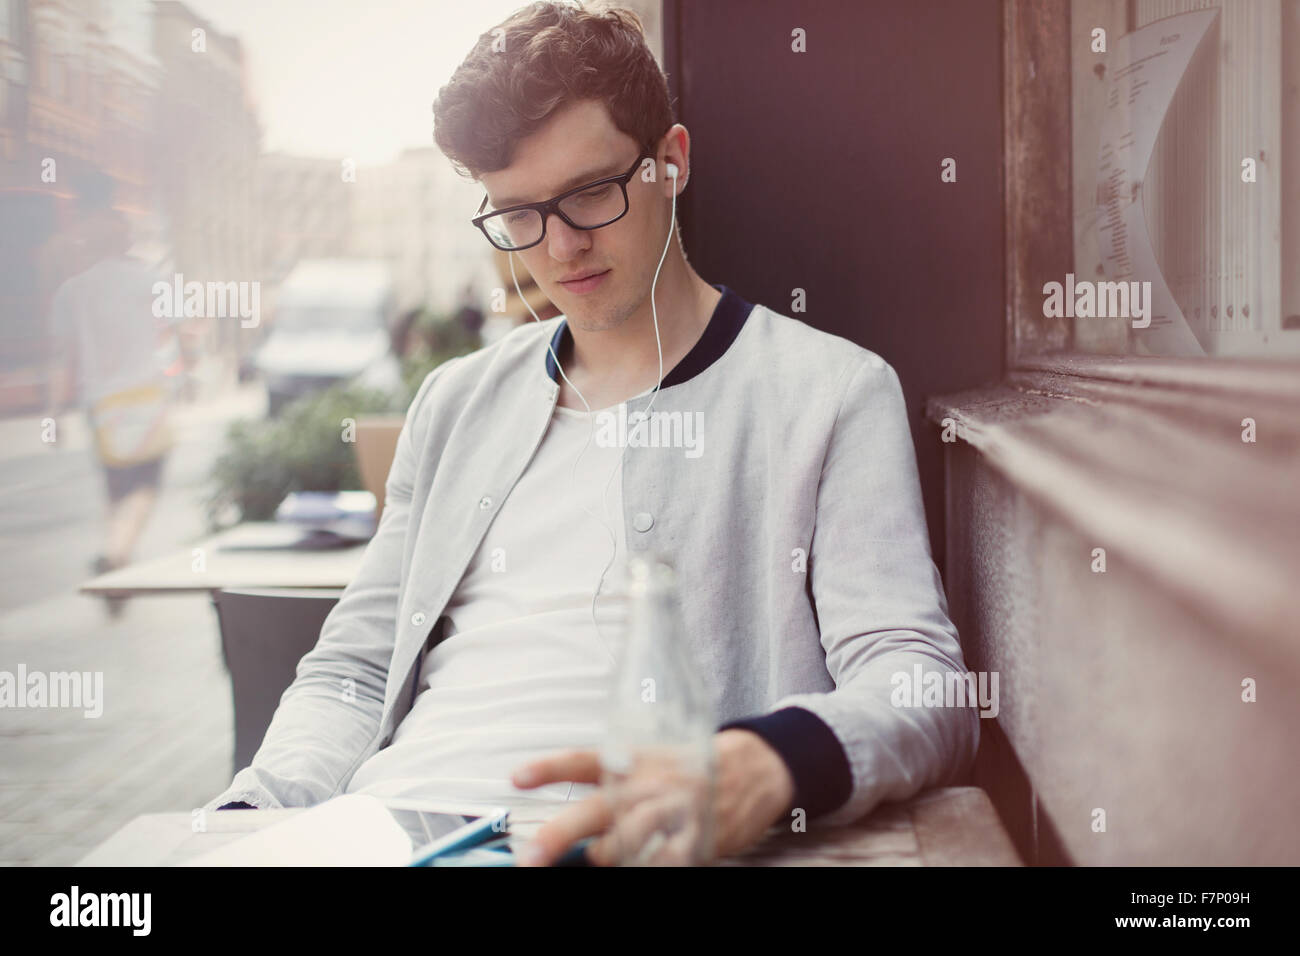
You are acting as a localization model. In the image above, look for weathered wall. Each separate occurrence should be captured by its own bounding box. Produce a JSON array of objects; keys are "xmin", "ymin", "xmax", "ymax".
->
[
  {"xmin": 946, "ymin": 439, "xmax": 1300, "ymax": 865},
  {"xmin": 663, "ymin": 0, "xmax": 1006, "ymax": 570}
]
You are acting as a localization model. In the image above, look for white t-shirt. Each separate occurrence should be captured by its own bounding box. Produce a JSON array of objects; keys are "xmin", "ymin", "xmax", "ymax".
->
[
  {"xmin": 49, "ymin": 255, "xmax": 169, "ymax": 408},
  {"xmin": 346, "ymin": 398, "xmax": 635, "ymax": 811}
]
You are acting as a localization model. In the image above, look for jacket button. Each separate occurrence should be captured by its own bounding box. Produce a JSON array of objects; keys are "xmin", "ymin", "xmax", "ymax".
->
[
  {"xmin": 410, "ymin": 611, "xmax": 427, "ymax": 627},
  {"xmin": 478, "ymin": 495, "xmax": 493, "ymax": 510},
  {"xmin": 633, "ymin": 512, "xmax": 653, "ymax": 532}
]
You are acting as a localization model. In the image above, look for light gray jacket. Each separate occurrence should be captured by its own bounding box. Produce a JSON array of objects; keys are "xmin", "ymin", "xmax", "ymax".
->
[{"xmin": 207, "ymin": 284, "xmax": 978, "ymax": 825}]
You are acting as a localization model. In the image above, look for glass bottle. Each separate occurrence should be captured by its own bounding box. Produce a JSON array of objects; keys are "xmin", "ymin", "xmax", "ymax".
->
[{"xmin": 599, "ymin": 555, "xmax": 716, "ymax": 865}]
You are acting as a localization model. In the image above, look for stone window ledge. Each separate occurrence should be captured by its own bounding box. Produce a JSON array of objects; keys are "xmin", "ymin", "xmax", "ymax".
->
[{"xmin": 926, "ymin": 352, "xmax": 1300, "ymax": 671}]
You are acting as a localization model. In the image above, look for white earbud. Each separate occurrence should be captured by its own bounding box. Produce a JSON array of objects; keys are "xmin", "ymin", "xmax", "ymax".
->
[{"xmin": 666, "ymin": 162, "xmax": 679, "ymax": 180}]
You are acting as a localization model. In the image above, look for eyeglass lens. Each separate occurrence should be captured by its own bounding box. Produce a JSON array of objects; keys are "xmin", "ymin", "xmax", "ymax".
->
[{"xmin": 482, "ymin": 181, "xmax": 627, "ymax": 249}]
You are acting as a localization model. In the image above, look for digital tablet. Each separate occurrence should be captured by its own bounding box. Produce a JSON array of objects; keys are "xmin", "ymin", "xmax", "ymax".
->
[{"xmin": 379, "ymin": 799, "xmax": 511, "ymax": 867}]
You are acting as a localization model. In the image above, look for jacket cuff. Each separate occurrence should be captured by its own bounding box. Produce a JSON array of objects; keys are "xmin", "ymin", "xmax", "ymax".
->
[{"xmin": 718, "ymin": 706, "xmax": 853, "ymax": 819}]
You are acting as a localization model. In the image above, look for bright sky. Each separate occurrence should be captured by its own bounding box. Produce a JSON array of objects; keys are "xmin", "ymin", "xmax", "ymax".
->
[{"xmin": 184, "ymin": 0, "xmax": 532, "ymax": 164}]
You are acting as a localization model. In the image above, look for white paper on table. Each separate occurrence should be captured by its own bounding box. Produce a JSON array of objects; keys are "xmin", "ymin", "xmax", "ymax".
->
[{"xmin": 182, "ymin": 794, "xmax": 413, "ymax": 867}]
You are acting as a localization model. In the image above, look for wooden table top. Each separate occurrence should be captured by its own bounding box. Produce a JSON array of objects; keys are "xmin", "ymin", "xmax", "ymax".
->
[
  {"xmin": 718, "ymin": 785, "xmax": 1021, "ymax": 866},
  {"xmin": 76, "ymin": 786, "xmax": 1019, "ymax": 867},
  {"xmin": 80, "ymin": 522, "xmax": 367, "ymax": 596}
]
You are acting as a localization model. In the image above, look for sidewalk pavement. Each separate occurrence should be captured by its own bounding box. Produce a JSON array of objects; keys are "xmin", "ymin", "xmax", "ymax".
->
[
  {"xmin": 0, "ymin": 372, "xmax": 266, "ymax": 866},
  {"xmin": 0, "ymin": 362, "xmax": 265, "ymax": 466},
  {"xmin": 0, "ymin": 592, "xmax": 232, "ymax": 865}
]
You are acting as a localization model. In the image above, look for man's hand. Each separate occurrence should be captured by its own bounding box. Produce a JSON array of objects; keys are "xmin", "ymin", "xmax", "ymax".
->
[{"xmin": 510, "ymin": 729, "xmax": 795, "ymax": 866}]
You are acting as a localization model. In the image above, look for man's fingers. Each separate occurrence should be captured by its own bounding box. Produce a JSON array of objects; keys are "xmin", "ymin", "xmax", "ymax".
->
[
  {"xmin": 589, "ymin": 791, "xmax": 673, "ymax": 865},
  {"xmin": 511, "ymin": 748, "xmax": 602, "ymax": 789},
  {"xmin": 516, "ymin": 793, "xmax": 614, "ymax": 867},
  {"xmin": 589, "ymin": 780, "xmax": 708, "ymax": 866}
]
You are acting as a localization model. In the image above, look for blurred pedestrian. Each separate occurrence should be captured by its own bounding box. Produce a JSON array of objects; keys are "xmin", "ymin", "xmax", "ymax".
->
[{"xmin": 44, "ymin": 170, "xmax": 179, "ymax": 585}]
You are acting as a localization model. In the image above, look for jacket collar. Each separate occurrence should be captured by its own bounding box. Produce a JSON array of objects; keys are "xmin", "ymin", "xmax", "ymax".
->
[{"xmin": 544, "ymin": 283, "xmax": 753, "ymax": 388}]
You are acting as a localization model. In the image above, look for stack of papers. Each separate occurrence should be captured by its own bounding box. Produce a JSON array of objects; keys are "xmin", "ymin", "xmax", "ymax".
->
[
  {"xmin": 184, "ymin": 795, "xmax": 413, "ymax": 866},
  {"xmin": 183, "ymin": 795, "xmax": 516, "ymax": 867}
]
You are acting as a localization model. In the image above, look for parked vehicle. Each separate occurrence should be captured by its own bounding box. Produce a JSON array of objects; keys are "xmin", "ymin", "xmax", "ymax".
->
[{"xmin": 255, "ymin": 259, "xmax": 401, "ymax": 415}]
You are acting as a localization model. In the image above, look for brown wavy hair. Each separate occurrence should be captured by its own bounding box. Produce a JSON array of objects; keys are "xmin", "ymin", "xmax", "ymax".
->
[{"xmin": 432, "ymin": 2, "xmax": 673, "ymax": 180}]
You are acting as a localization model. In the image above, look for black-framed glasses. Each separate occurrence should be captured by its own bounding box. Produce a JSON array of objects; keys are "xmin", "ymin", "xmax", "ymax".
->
[{"xmin": 471, "ymin": 154, "xmax": 648, "ymax": 251}]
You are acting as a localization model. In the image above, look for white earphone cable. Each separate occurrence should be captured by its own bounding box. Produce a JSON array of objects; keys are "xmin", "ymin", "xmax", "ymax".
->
[{"xmin": 509, "ymin": 159, "xmax": 679, "ymax": 659}]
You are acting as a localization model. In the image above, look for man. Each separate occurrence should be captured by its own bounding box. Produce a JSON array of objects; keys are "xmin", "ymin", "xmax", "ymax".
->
[
  {"xmin": 207, "ymin": 1, "xmax": 978, "ymax": 866},
  {"xmin": 45, "ymin": 170, "xmax": 177, "ymax": 590}
]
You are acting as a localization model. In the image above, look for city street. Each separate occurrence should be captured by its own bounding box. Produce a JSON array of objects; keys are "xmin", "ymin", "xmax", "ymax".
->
[{"xmin": 0, "ymin": 376, "xmax": 263, "ymax": 865}]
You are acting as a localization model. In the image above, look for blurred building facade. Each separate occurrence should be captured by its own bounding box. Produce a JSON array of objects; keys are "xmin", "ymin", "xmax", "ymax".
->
[
  {"xmin": 256, "ymin": 147, "xmax": 497, "ymax": 326},
  {"xmin": 151, "ymin": 0, "xmax": 260, "ymax": 373},
  {"xmin": 0, "ymin": 0, "xmax": 161, "ymax": 408},
  {"xmin": 256, "ymin": 153, "xmax": 351, "ymax": 284},
  {"xmin": 0, "ymin": 0, "xmax": 261, "ymax": 410},
  {"xmin": 0, "ymin": 0, "xmax": 663, "ymax": 414},
  {"xmin": 352, "ymin": 146, "xmax": 498, "ymax": 318}
]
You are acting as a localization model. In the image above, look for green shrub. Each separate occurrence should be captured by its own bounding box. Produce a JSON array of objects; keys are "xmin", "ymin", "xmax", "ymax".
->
[
  {"xmin": 205, "ymin": 383, "xmax": 398, "ymax": 525},
  {"xmin": 206, "ymin": 314, "xmax": 479, "ymax": 528}
]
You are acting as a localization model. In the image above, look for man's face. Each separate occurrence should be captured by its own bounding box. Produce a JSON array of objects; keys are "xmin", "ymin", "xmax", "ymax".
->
[{"xmin": 478, "ymin": 99, "xmax": 669, "ymax": 334}]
